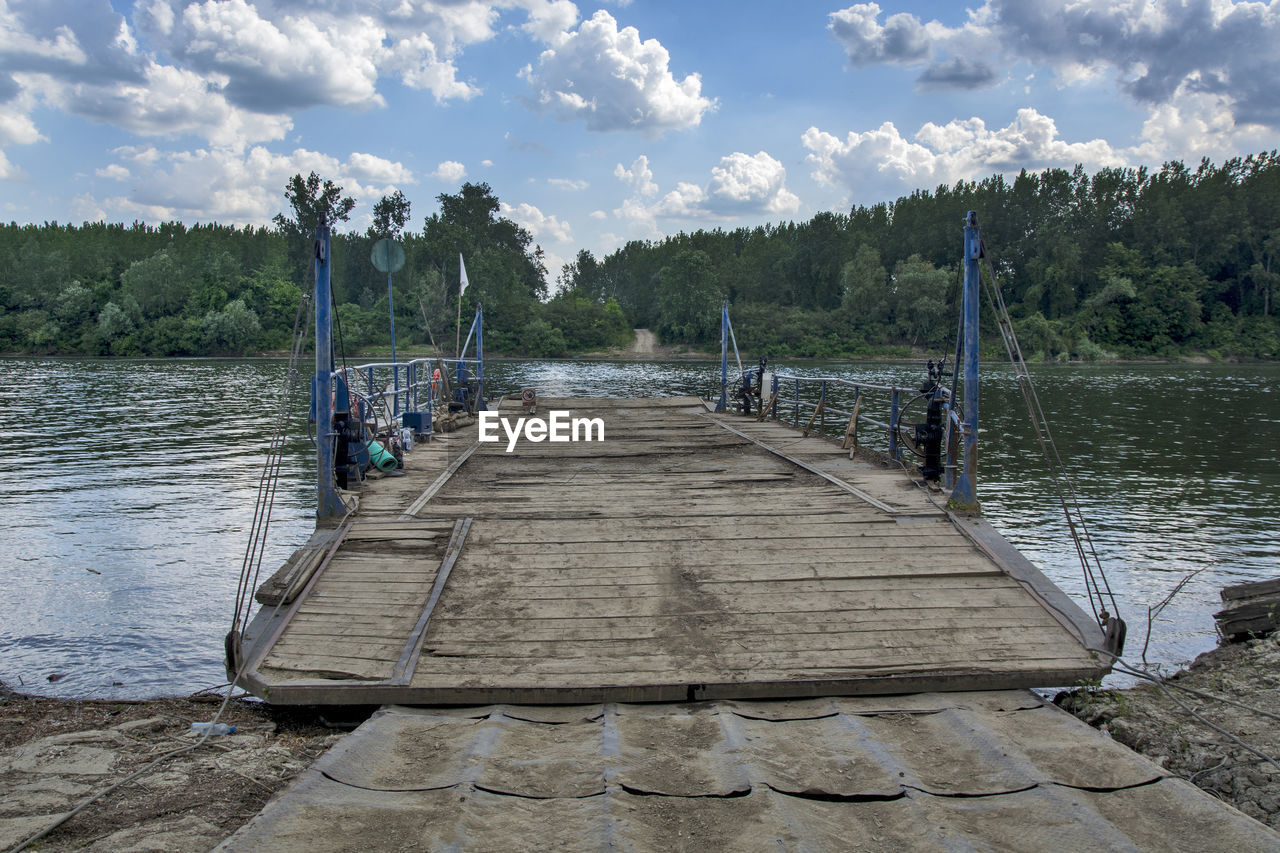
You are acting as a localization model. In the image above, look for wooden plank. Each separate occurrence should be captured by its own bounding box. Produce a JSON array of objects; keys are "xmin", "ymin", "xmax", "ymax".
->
[
  {"xmin": 419, "ymin": 588, "xmax": 1044, "ymax": 620},
  {"xmin": 443, "ymin": 574, "xmax": 1023, "ymax": 600},
  {"xmin": 394, "ymin": 517, "xmax": 473, "ymax": 681},
  {"xmin": 443, "ymin": 533, "xmax": 978, "ymax": 556},
  {"xmin": 407, "ymin": 646, "xmax": 1095, "ymax": 680},
  {"xmin": 402, "ymin": 441, "xmax": 481, "ymax": 517},
  {"xmin": 421, "ymin": 604, "xmax": 1059, "ymax": 632},
  {"xmin": 419, "ymin": 627, "xmax": 1082, "ymax": 659},
  {"xmin": 1220, "ymin": 577, "xmax": 1280, "ymax": 601},
  {"xmin": 445, "ymin": 561, "xmax": 1001, "ymax": 583},
  {"xmin": 446, "ymin": 546, "xmax": 987, "ymax": 572},
  {"xmin": 274, "ymin": 638, "xmax": 407, "ymax": 659}
]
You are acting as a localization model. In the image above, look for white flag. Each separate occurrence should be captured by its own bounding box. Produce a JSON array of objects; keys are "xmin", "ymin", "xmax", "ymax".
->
[{"xmin": 459, "ymin": 253, "xmax": 469, "ymax": 295}]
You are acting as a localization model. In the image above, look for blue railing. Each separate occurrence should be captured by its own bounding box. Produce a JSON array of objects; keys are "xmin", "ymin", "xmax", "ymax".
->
[
  {"xmin": 335, "ymin": 355, "xmax": 483, "ymax": 434},
  {"xmin": 731, "ymin": 367, "xmax": 963, "ymax": 489}
]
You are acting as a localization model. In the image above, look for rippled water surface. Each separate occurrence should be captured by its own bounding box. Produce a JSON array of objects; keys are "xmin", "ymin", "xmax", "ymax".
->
[{"xmin": 2, "ymin": 357, "xmax": 1277, "ymax": 697}]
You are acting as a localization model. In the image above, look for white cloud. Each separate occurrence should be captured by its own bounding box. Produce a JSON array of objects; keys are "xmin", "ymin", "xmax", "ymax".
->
[
  {"xmin": 803, "ymin": 108, "xmax": 1129, "ymax": 202},
  {"xmin": 1134, "ymin": 85, "xmax": 1273, "ymax": 163},
  {"xmin": 0, "ymin": 0, "xmax": 588, "ymax": 161},
  {"xmin": 614, "ymin": 155, "xmax": 657, "ymax": 196},
  {"xmin": 81, "ymin": 145, "xmax": 414, "ymax": 225},
  {"xmin": 432, "ymin": 160, "xmax": 467, "ymax": 182},
  {"xmin": 829, "ymin": 3, "xmax": 930, "ymax": 67},
  {"xmin": 589, "ymin": 209, "xmax": 607, "ymax": 219},
  {"xmin": 522, "ymin": 10, "xmax": 715, "ymax": 133},
  {"xmin": 611, "ymin": 149, "xmax": 799, "ymax": 229},
  {"xmin": 514, "ymin": 0, "xmax": 580, "ymax": 44},
  {"xmin": 384, "ymin": 33, "xmax": 480, "ymax": 102},
  {"xmin": 0, "ymin": 87, "xmax": 42, "ymax": 151},
  {"xmin": 40, "ymin": 61, "xmax": 295, "ymax": 148},
  {"xmin": 347, "ymin": 152, "xmax": 413, "ymax": 185},
  {"xmin": 480, "ymin": 158, "xmax": 494, "ymax": 167},
  {"xmin": 548, "ymin": 177, "xmax": 588, "ymax": 190},
  {"xmin": 707, "ymin": 151, "xmax": 800, "ymax": 215},
  {"xmin": 139, "ymin": 0, "xmax": 385, "ymax": 112},
  {"xmin": 828, "ymin": 1, "xmax": 1280, "ymax": 129},
  {"xmin": 500, "ymin": 200, "xmax": 572, "ymax": 243},
  {"xmin": 95, "ymin": 163, "xmax": 129, "ymax": 180},
  {"xmin": 0, "ymin": 150, "xmax": 19, "ymax": 180}
]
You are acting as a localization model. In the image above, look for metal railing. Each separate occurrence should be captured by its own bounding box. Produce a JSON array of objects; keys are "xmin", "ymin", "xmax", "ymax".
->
[
  {"xmin": 335, "ymin": 356, "xmax": 482, "ymax": 432},
  {"xmin": 733, "ymin": 366, "xmax": 964, "ymax": 490}
]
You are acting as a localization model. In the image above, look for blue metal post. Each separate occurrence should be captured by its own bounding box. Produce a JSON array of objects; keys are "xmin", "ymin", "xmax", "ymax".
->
[
  {"xmin": 889, "ymin": 388, "xmax": 900, "ymax": 460},
  {"xmin": 387, "ymin": 271, "xmax": 399, "ymax": 418},
  {"xmin": 952, "ymin": 211, "xmax": 981, "ymax": 510},
  {"xmin": 475, "ymin": 305, "xmax": 486, "ymax": 411},
  {"xmin": 314, "ymin": 220, "xmax": 345, "ymax": 519},
  {"xmin": 716, "ymin": 302, "xmax": 728, "ymax": 412}
]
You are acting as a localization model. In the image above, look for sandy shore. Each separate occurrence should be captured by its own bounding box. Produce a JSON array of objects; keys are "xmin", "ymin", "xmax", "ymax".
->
[{"xmin": 0, "ymin": 688, "xmax": 357, "ymax": 851}]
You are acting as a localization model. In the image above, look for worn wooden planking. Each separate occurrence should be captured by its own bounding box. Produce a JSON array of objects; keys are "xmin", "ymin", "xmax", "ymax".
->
[
  {"xmin": 416, "ymin": 589, "xmax": 1053, "ymax": 621},
  {"xmin": 240, "ymin": 396, "xmax": 1107, "ymax": 705},
  {"xmin": 445, "ymin": 562, "xmax": 1002, "ymax": 585},
  {"xmin": 443, "ymin": 547, "xmax": 989, "ymax": 573},
  {"xmin": 443, "ymin": 572, "xmax": 1025, "ymax": 596},
  {"xmin": 406, "ymin": 652, "xmax": 1098, "ymax": 684},
  {"xmin": 420, "ymin": 604, "xmax": 1062, "ymax": 633}
]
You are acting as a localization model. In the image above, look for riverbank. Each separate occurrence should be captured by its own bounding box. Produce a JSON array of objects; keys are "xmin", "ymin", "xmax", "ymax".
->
[
  {"xmin": 0, "ymin": 685, "xmax": 357, "ymax": 851},
  {"xmin": 3, "ymin": 634, "xmax": 1277, "ymax": 850},
  {"xmin": 1056, "ymin": 634, "xmax": 1280, "ymax": 830}
]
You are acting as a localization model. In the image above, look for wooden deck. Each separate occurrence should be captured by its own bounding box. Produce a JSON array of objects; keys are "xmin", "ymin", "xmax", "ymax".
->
[{"xmin": 236, "ymin": 396, "xmax": 1108, "ymax": 705}]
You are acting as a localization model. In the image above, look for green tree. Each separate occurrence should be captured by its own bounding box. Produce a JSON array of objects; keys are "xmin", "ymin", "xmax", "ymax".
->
[
  {"xmin": 888, "ymin": 255, "xmax": 950, "ymax": 346},
  {"xmin": 840, "ymin": 244, "xmax": 889, "ymax": 324},
  {"xmin": 121, "ymin": 248, "xmax": 189, "ymax": 317},
  {"xmin": 201, "ymin": 299, "xmax": 262, "ymax": 353},
  {"xmin": 657, "ymin": 250, "xmax": 720, "ymax": 344},
  {"xmin": 370, "ymin": 190, "xmax": 412, "ymax": 238}
]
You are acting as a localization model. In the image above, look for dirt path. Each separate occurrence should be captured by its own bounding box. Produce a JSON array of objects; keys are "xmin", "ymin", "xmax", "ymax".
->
[{"xmin": 629, "ymin": 328, "xmax": 657, "ymax": 356}]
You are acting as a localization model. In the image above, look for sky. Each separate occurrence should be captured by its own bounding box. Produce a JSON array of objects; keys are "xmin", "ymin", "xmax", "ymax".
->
[{"xmin": 2, "ymin": 0, "xmax": 1279, "ymax": 285}]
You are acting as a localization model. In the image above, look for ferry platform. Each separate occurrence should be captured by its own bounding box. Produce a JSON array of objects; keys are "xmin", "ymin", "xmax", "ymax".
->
[
  {"xmin": 223, "ymin": 398, "xmax": 1280, "ymax": 850},
  {"xmin": 235, "ymin": 396, "xmax": 1108, "ymax": 706}
]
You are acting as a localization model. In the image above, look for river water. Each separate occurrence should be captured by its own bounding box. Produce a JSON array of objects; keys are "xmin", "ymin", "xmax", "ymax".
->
[{"xmin": 1, "ymin": 357, "xmax": 1277, "ymax": 698}]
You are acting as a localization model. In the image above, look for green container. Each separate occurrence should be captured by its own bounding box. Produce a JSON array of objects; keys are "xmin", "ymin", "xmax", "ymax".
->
[{"xmin": 366, "ymin": 439, "xmax": 398, "ymax": 472}]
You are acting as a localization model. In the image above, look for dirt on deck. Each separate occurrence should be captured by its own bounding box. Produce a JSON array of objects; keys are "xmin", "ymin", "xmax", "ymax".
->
[
  {"xmin": 0, "ymin": 685, "xmax": 363, "ymax": 852},
  {"xmin": 1056, "ymin": 633, "xmax": 1280, "ymax": 830}
]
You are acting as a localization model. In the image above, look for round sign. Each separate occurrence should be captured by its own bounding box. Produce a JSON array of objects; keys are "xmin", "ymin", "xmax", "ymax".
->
[{"xmin": 370, "ymin": 238, "xmax": 405, "ymax": 273}]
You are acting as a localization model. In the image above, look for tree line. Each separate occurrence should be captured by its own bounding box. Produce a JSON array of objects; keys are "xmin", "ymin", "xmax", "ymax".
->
[
  {"xmin": 2, "ymin": 153, "xmax": 1278, "ymax": 361},
  {"xmin": 571, "ymin": 153, "xmax": 1280, "ymax": 361}
]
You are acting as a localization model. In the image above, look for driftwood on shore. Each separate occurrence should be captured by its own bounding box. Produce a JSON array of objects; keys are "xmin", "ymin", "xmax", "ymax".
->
[{"xmin": 1214, "ymin": 577, "xmax": 1280, "ymax": 640}]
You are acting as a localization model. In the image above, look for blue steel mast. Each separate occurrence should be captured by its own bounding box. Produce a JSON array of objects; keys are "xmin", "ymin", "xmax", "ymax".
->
[
  {"xmin": 314, "ymin": 218, "xmax": 345, "ymax": 520},
  {"xmin": 951, "ymin": 211, "xmax": 981, "ymax": 511}
]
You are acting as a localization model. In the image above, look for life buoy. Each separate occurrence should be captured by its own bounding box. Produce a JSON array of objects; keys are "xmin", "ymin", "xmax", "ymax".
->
[{"xmin": 431, "ymin": 368, "xmax": 442, "ymax": 398}]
